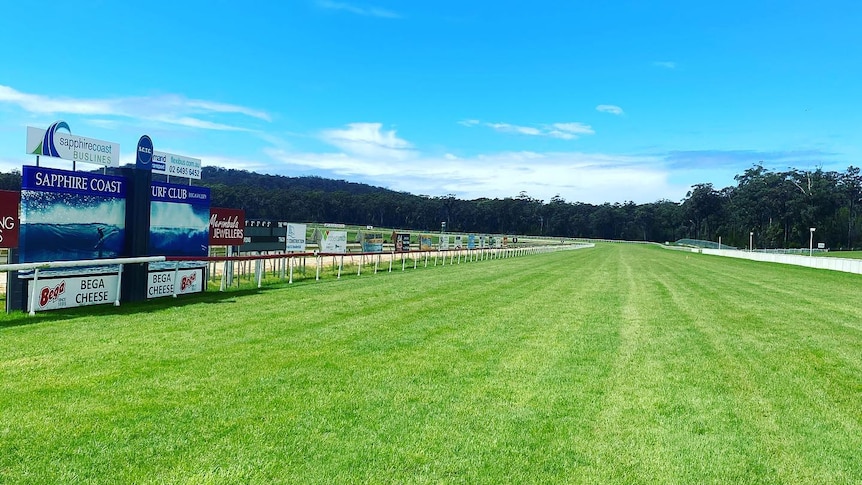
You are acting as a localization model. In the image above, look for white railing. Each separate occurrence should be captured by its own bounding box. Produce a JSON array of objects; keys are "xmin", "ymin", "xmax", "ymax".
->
[{"xmin": 700, "ymin": 249, "xmax": 862, "ymax": 274}]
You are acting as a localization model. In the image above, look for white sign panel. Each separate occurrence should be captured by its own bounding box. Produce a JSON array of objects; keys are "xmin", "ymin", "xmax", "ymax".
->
[
  {"xmin": 286, "ymin": 223, "xmax": 307, "ymax": 252},
  {"xmin": 439, "ymin": 234, "xmax": 450, "ymax": 250},
  {"xmin": 147, "ymin": 269, "xmax": 204, "ymax": 299},
  {"xmin": 152, "ymin": 150, "xmax": 202, "ymax": 179},
  {"xmin": 30, "ymin": 274, "xmax": 119, "ymax": 312},
  {"xmin": 27, "ymin": 122, "xmax": 120, "ymax": 167},
  {"xmin": 321, "ymin": 230, "xmax": 347, "ymax": 253}
]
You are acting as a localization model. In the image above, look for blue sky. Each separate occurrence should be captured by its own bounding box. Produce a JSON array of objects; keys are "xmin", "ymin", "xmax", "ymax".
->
[{"xmin": 1, "ymin": 1, "xmax": 860, "ymax": 204}]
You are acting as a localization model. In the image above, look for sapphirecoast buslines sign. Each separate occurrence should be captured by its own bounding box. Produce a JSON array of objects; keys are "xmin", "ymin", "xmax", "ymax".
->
[{"xmin": 27, "ymin": 121, "xmax": 119, "ymax": 167}]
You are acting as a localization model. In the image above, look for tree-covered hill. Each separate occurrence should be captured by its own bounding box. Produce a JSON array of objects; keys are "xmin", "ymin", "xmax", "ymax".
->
[{"xmin": 3, "ymin": 163, "xmax": 862, "ymax": 249}]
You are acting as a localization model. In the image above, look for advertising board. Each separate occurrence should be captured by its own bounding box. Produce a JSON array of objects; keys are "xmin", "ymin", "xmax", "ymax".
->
[
  {"xmin": 27, "ymin": 121, "xmax": 119, "ymax": 167},
  {"xmin": 152, "ymin": 151, "xmax": 202, "ymax": 179},
  {"xmin": 209, "ymin": 207, "xmax": 245, "ymax": 246},
  {"xmin": 30, "ymin": 274, "xmax": 119, "ymax": 312},
  {"xmin": 20, "ymin": 166, "xmax": 126, "ymax": 263},
  {"xmin": 286, "ymin": 223, "xmax": 307, "ymax": 251},
  {"xmin": 361, "ymin": 232, "xmax": 384, "ymax": 252},
  {"xmin": 419, "ymin": 234, "xmax": 433, "ymax": 251},
  {"xmin": 150, "ymin": 182, "xmax": 210, "ymax": 257},
  {"xmin": 321, "ymin": 230, "xmax": 348, "ymax": 253},
  {"xmin": 395, "ymin": 233, "xmax": 410, "ymax": 252},
  {"xmin": 0, "ymin": 190, "xmax": 20, "ymax": 248},
  {"xmin": 439, "ymin": 234, "xmax": 450, "ymax": 250},
  {"xmin": 147, "ymin": 268, "xmax": 205, "ymax": 299}
]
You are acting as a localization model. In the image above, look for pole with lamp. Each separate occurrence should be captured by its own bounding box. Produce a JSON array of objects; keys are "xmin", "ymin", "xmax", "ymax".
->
[
  {"xmin": 809, "ymin": 227, "xmax": 816, "ymax": 256},
  {"xmin": 750, "ymin": 231, "xmax": 754, "ymax": 252}
]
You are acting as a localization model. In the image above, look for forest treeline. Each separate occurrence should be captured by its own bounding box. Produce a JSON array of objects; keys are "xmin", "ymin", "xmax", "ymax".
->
[{"xmin": 2, "ymin": 163, "xmax": 862, "ymax": 249}]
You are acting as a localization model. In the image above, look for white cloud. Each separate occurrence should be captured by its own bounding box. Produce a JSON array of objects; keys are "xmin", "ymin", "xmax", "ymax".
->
[
  {"xmin": 478, "ymin": 120, "xmax": 595, "ymax": 140},
  {"xmin": 596, "ymin": 104, "xmax": 624, "ymax": 115},
  {"xmin": 319, "ymin": 122, "xmax": 415, "ymax": 160},
  {"xmin": 551, "ymin": 122, "xmax": 595, "ymax": 135},
  {"xmin": 653, "ymin": 61, "xmax": 677, "ymax": 69},
  {"xmin": 316, "ymin": 0, "xmax": 400, "ymax": 18},
  {"xmin": 264, "ymin": 140, "xmax": 686, "ymax": 204},
  {"xmin": 0, "ymin": 85, "xmax": 270, "ymax": 131}
]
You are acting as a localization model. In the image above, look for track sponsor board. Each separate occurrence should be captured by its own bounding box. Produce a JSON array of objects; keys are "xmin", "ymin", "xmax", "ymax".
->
[
  {"xmin": 209, "ymin": 207, "xmax": 245, "ymax": 246},
  {"xmin": 147, "ymin": 268, "xmax": 204, "ymax": 299},
  {"xmin": 454, "ymin": 235, "xmax": 463, "ymax": 249},
  {"xmin": 0, "ymin": 190, "xmax": 20, "ymax": 248},
  {"xmin": 152, "ymin": 151, "xmax": 202, "ymax": 179},
  {"xmin": 467, "ymin": 234, "xmax": 476, "ymax": 249},
  {"xmin": 20, "ymin": 166, "xmax": 126, "ymax": 263},
  {"xmin": 361, "ymin": 232, "xmax": 384, "ymax": 252},
  {"xmin": 27, "ymin": 121, "xmax": 119, "ymax": 167},
  {"xmin": 30, "ymin": 274, "xmax": 119, "ymax": 312},
  {"xmin": 286, "ymin": 223, "xmax": 307, "ymax": 251},
  {"xmin": 150, "ymin": 182, "xmax": 210, "ymax": 257},
  {"xmin": 419, "ymin": 234, "xmax": 433, "ymax": 251},
  {"xmin": 439, "ymin": 234, "xmax": 450, "ymax": 250},
  {"xmin": 321, "ymin": 230, "xmax": 347, "ymax": 253},
  {"xmin": 395, "ymin": 233, "xmax": 410, "ymax": 252}
]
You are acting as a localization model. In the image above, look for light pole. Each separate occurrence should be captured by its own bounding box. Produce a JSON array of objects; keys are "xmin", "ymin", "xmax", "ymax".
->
[
  {"xmin": 809, "ymin": 227, "xmax": 816, "ymax": 256},
  {"xmin": 750, "ymin": 231, "xmax": 754, "ymax": 252}
]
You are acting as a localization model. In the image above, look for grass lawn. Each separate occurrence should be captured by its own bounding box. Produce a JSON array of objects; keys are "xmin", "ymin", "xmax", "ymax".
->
[
  {"xmin": 821, "ymin": 250, "xmax": 862, "ymax": 259},
  {"xmin": 1, "ymin": 244, "xmax": 860, "ymax": 483}
]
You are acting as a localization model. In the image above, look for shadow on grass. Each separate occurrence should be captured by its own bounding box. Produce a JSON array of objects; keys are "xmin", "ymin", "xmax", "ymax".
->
[{"xmin": 0, "ymin": 278, "xmax": 307, "ymax": 330}]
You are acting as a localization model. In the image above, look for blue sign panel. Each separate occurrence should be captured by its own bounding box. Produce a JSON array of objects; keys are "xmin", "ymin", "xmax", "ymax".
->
[
  {"xmin": 149, "ymin": 182, "xmax": 211, "ymax": 257},
  {"xmin": 19, "ymin": 165, "xmax": 127, "ymax": 263}
]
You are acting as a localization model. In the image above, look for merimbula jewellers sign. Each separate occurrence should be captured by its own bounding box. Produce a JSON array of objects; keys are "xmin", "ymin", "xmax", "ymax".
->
[{"xmin": 27, "ymin": 121, "xmax": 119, "ymax": 167}]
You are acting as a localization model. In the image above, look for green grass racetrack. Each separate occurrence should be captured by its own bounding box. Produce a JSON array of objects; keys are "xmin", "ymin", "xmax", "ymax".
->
[{"xmin": 1, "ymin": 244, "xmax": 860, "ymax": 483}]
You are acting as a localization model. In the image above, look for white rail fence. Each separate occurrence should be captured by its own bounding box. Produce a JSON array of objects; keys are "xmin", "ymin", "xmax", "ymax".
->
[{"xmin": 700, "ymin": 248, "xmax": 862, "ymax": 274}]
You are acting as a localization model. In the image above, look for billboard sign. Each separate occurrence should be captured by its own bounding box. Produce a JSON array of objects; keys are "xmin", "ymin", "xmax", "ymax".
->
[
  {"xmin": 439, "ymin": 234, "xmax": 450, "ymax": 250},
  {"xmin": 0, "ymin": 190, "xmax": 20, "ymax": 248},
  {"xmin": 361, "ymin": 232, "xmax": 384, "ymax": 252},
  {"xmin": 419, "ymin": 234, "xmax": 433, "ymax": 251},
  {"xmin": 321, "ymin": 230, "xmax": 347, "ymax": 253},
  {"xmin": 150, "ymin": 182, "xmax": 210, "ymax": 257},
  {"xmin": 395, "ymin": 233, "xmax": 410, "ymax": 252},
  {"xmin": 152, "ymin": 150, "xmax": 202, "ymax": 179},
  {"xmin": 147, "ymin": 268, "xmax": 205, "ymax": 299},
  {"xmin": 30, "ymin": 274, "xmax": 119, "ymax": 312},
  {"xmin": 20, "ymin": 166, "xmax": 126, "ymax": 263},
  {"xmin": 454, "ymin": 235, "xmax": 463, "ymax": 249},
  {"xmin": 467, "ymin": 234, "xmax": 476, "ymax": 249},
  {"xmin": 286, "ymin": 223, "xmax": 307, "ymax": 252},
  {"xmin": 209, "ymin": 207, "xmax": 245, "ymax": 246},
  {"xmin": 27, "ymin": 121, "xmax": 119, "ymax": 167}
]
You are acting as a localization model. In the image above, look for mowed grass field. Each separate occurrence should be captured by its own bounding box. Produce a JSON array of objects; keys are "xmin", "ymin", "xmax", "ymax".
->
[{"xmin": 1, "ymin": 244, "xmax": 861, "ymax": 484}]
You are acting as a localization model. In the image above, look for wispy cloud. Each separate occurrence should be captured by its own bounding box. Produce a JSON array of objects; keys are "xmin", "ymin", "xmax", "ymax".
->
[
  {"xmin": 464, "ymin": 120, "xmax": 595, "ymax": 140},
  {"xmin": 653, "ymin": 61, "xmax": 677, "ymax": 69},
  {"xmin": 319, "ymin": 122, "xmax": 415, "ymax": 160},
  {"xmin": 0, "ymin": 85, "xmax": 270, "ymax": 131},
  {"xmin": 664, "ymin": 149, "xmax": 834, "ymax": 170},
  {"xmin": 263, "ymin": 122, "xmax": 686, "ymax": 203},
  {"xmin": 596, "ymin": 104, "xmax": 624, "ymax": 115},
  {"xmin": 316, "ymin": 0, "xmax": 400, "ymax": 18}
]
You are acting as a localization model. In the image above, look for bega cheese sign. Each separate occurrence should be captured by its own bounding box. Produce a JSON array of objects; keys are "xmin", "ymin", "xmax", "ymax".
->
[
  {"xmin": 32, "ymin": 275, "xmax": 119, "ymax": 312},
  {"xmin": 147, "ymin": 269, "xmax": 204, "ymax": 299}
]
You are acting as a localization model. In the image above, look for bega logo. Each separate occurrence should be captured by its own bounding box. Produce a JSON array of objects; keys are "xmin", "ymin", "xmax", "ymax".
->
[
  {"xmin": 40, "ymin": 281, "xmax": 66, "ymax": 307},
  {"xmin": 181, "ymin": 273, "xmax": 197, "ymax": 291}
]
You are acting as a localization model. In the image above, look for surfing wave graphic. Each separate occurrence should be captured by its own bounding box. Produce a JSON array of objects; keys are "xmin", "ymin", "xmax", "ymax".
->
[{"xmin": 32, "ymin": 121, "xmax": 71, "ymax": 157}]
